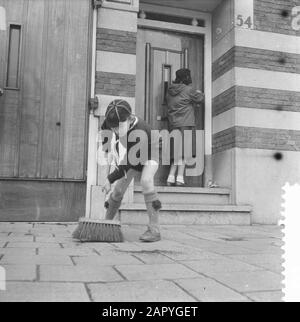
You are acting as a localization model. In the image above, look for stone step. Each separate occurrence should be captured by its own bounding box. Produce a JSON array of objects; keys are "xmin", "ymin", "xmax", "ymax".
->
[
  {"xmin": 119, "ymin": 203, "xmax": 252, "ymax": 225},
  {"xmin": 134, "ymin": 186, "xmax": 231, "ymax": 205}
]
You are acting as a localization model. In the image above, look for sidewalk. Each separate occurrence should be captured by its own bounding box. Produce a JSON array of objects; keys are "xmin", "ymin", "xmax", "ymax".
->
[{"xmin": 0, "ymin": 223, "xmax": 283, "ymax": 302}]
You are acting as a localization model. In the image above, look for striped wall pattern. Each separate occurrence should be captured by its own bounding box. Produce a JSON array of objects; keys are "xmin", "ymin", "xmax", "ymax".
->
[
  {"xmin": 254, "ymin": 0, "xmax": 300, "ymax": 36},
  {"xmin": 95, "ymin": 5, "xmax": 137, "ymax": 114},
  {"xmin": 212, "ymin": 0, "xmax": 300, "ymax": 154},
  {"xmin": 95, "ymin": 71, "xmax": 136, "ymax": 97},
  {"xmin": 213, "ymin": 86, "xmax": 300, "ymax": 116},
  {"xmin": 213, "ymin": 126, "xmax": 300, "ymax": 154},
  {"xmin": 212, "ymin": 46, "xmax": 300, "ymax": 81},
  {"xmin": 96, "ymin": 28, "xmax": 137, "ymax": 55}
]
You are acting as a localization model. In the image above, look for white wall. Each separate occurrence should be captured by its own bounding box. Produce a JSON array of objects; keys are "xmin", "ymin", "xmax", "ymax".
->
[{"xmin": 236, "ymin": 149, "xmax": 300, "ymax": 224}]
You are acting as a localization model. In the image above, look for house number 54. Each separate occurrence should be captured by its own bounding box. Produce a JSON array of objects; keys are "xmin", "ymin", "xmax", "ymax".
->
[{"xmin": 236, "ymin": 15, "xmax": 252, "ymax": 29}]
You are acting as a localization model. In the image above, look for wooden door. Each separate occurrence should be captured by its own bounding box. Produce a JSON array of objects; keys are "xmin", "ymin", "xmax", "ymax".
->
[
  {"xmin": 0, "ymin": 0, "xmax": 91, "ymax": 221},
  {"xmin": 136, "ymin": 28, "xmax": 204, "ymax": 187}
]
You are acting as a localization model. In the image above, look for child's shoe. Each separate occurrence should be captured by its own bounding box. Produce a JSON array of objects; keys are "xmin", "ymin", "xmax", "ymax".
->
[
  {"xmin": 167, "ymin": 175, "xmax": 175, "ymax": 186},
  {"xmin": 139, "ymin": 226, "xmax": 161, "ymax": 242},
  {"xmin": 176, "ymin": 175, "xmax": 185, "ymax": 186}
]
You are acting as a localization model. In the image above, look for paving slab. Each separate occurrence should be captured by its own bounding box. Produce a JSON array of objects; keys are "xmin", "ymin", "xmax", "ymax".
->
[
  {"xmin": 73, "ymin": 254, "xmax": 143, "ymax": 266},
  {"xmin": 182, "ymin": 258, "xmax": 262, "ymax": 274},
  {"xmin": 245, "ymin": 291, "xmax": 284, "ymax": 302},
  {"xmin": 0, "ymin": 224, "xmax": 283, "ymax": 302},
  {"xmin": 130, "ymin": 252, "xmax": 175, "ymax": 264},
  {"xmin": 38, "ymin": 247, "xmax": 95, "ymax": 257},
  {"xmin": 62, "ymin": 242, "xmax": 116, "ymax": 252},
  {"xmin": 0, "ymin": 236, "xmax": 34, "ymax": 242},
  {"xmin": 115, "ymin": 263, "xmax": 199, "ymax": 281},
  {"xmin": 0, "ymin": 282, "xmax": 89, "ymax": 302},
  {"xmin": 0, "ymin": 254, "xmax": 73, "ymax": 266},
  {"xmin": 35, "ymin": 237, "xmax": 73, "ymax": 243},
  {"xmin": 205, "ymin": 271, "xmax": 283, "ymax": 293},
  {"xmin": 228, "ymin": 254, "xmax": 283, "ymax": 273},
  {"xmin": 40, "ymin": 265, "xmax": 123, "ymax": 283},
  {"xmin": 88, "ymin": 280, "xmax": 196, "ymax": 302},
  {"xmin": 5, "ymin": 242, "xmax": 61, "ymax": 248},
  {"xmin": 200, "ymin": 244, "xmax": 264, "ymax": 255},
  {"xmin": 2, "ymin": 264, "xmax": 36, "ymax": 281},
  {"xmin": 113, "ymin": 242, "xmax": 145, "ymax": 252},
  {"xmin": 0, "ymin": 223, "xmax": 33, "ymax": 233},
  {"xmin": 0, "ymin": 248, "xmax": 36, "ymax": 256},
  {"xmin": 162, "ymin": 248, "xmax": 227, "ymax": 261},
  {"xmin": 174, "ymin": 278, "xmax": 250, "ymax": 302}
]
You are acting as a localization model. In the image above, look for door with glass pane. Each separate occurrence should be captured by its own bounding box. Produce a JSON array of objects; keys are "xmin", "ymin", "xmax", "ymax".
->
[{"xmin": 136, "ymin": 28, "xmax": 204, "ymax": 187}]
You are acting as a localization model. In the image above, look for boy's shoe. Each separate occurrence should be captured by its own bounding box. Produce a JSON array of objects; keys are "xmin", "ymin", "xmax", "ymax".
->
[{"xmin": 139, "ymin": 226, "xmax": 161, "ymax": 242}]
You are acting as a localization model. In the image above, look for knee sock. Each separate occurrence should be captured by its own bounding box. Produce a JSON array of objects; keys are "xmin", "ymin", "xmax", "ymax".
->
[
  {"xmin": 105, "ymin": 195, "xmax": 122, "ymax": 220},
  {"xmin": 143, "ymin": 191, "xmax": 161, "ymax": 231}
]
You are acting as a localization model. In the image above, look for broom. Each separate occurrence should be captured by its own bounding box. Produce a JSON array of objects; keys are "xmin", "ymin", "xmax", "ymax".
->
[{"xmin": 72, "ymin": 161, "xmax": 124, "ymax": 243}]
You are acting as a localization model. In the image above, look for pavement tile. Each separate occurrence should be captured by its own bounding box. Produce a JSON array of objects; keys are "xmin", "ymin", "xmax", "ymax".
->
[
  {"xmin": 0, "ymin": 236, "xmax": 34, "ymax": 242},
  {"xmin": 5, "ymin": 242, "xmax": 61, "ymax": 248},
  {"xmin": 162, "ymin": 248, "xmax": 227, "ymax": 261},
  {"xmin": 245, "ymin": 291, "xmax": 284, "ymax": 302},
  {"xmin": 175, "ymin": 278, "xmax": 250, "ymax": 302},
  {"xmin": 0, "ymin": 282, "xmax": 89, "ymax": 302},
  {"xmin": 182, "ymin": 258, "xmax": 262, "ymax": 274},
  {"xmin": 88, "ymin": 280, "xmax": 196, "ymax": 302},
  {"xmin": 62, "ymin": 242, "xmax": 116, "ymax": 252},
  {"xmin": 115, "ymin": 263, "xmax": 199, "ymax": 281},
  {"xmin": 0, "ymin": 248, "xmax": 36, "ymax": 256},
  {"xmin": 204, "ymin": 271, "xmax": 283, "ymax": 293},
  {"xmin": 222, "ymin": 241, "xmax": 282, "ymax": 254},
  {"xmin": 0, "ymin": 254, "xmax": 73, "ymax": 266},
  {"xmin": 40, "ymin": 265, "xmax": 123, "ymax": 282},
  {"xmin": 113, "ymin": 242, "xmax": 144, "ymax": 252},
  {"xmin": 0, "ymin": 223, "xmax": 33, "ymax": 233},
  {"xmin": 35, "ymin": 237, "xmax": 73, "ymax": 243},
  {"xmin": 74, "ymin": 254, "xmax": 142, "ymax": 266},
  {"xmin": 228, "ymin": 254, "xmax": 283, "ymax": 273},
  {"xmin": 2, "ymin": 264, "xmax": 36, "ymax": 281},
  {"xmin": 133, "ymin": 240, "xmax": 188, "ymax": 252},
  {"xmin": 38, "ymin": 247, "xmax": 95, "ymax": 257},
  {"xmin": 200, "ymin": 245, "xmax": 262, "ymax": 255},
  {"xmin": 129, "ymin": 252, "xmax": 175, "ymax": 264}
]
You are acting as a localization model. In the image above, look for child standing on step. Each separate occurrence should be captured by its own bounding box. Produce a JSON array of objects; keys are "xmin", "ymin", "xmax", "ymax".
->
[
  {"xmin": 166, "ymin": 68, "xmax": 204, "ymax": 186},
  {"xmin": 101, "ymin": 99, "xmax": 162, "ymax": 243}
]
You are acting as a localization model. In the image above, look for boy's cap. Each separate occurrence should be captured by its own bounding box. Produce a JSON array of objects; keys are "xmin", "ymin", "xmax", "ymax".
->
[{"xmin": 105, "ymin": 99, "xmax": 132, "ymax": 128}]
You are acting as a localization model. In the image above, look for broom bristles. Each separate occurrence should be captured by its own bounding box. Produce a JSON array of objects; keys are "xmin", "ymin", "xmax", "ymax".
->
[{"xmin": 72, "ymin": 218, "xmax": 124, "ymax": 243}]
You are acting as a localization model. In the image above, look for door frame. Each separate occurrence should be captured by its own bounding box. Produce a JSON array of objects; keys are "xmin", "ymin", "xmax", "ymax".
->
[{"xmin": 138, "ymin": 3, "xmax": 213, "ymax": 185}]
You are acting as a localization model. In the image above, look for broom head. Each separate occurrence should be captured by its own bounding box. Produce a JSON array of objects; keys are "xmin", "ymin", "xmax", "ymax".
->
[{"xmin": 72, "ymin": 218, "xmax": 124, "ymax": 243}]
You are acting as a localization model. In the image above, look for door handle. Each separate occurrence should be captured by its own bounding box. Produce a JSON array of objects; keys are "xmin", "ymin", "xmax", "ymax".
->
[{"xmin": 0, "ymin": 88, "xmax": 3, "ymax": 96}]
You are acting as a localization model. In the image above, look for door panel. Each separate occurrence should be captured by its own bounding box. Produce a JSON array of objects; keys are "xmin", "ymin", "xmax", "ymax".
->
[
  {"xmin": 136, "ymin": 28, "xmax": 204, "ymax": 187},
  {"xmin": 0, "ymin": 0, "xmax": 90, "ymax": 180},
  {"xmin": 0, "ymin": 0, "xmax": 91, "ymax": 221}
]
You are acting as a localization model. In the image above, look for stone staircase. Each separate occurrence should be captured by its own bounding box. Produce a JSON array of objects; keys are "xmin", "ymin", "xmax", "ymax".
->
[{"xmin": 119, "ymin": 186, "xmax": 252, "ymax": 225}]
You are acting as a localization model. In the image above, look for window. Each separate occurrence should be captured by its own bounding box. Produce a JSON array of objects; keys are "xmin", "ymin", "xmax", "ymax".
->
[
  {"xmin": 162, "ymin": 64, "xmax": 171, "ymax": 105},
  {"xmin": 6, "ymin": 24, "xmax": 21, "ymax": 89}
]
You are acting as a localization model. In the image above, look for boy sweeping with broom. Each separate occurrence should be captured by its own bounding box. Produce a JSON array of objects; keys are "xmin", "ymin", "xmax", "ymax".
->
[{"xmin": 101, "ymin": 99, "xmax": 162, "ymax": 243}]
